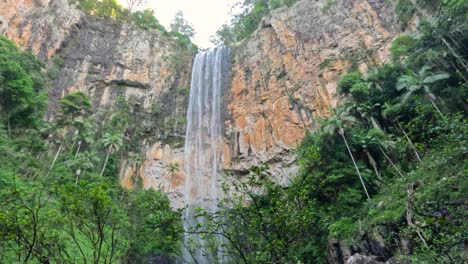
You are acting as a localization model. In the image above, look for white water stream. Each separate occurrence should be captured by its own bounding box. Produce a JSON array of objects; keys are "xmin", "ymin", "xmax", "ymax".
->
[{"xmin": 182, "ymin": 46, "xmax": 231, "ymax": 263}]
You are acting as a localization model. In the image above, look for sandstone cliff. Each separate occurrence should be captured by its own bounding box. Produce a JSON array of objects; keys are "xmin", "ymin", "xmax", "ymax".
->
[
  {"xmin": 0, "ymin": 0, "xmax": 194, "ymax": 207},
  {"xmin": 225, "ymin": 0, "xmax": 401, "ymax": 178},
  {"xmin": 1, "ymin": 0, "xmax": 408, "ymax": 208}
]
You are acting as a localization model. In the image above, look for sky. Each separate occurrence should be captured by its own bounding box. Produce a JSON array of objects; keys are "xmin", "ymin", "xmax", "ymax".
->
[{"xmin": 119, "ymin": 0, "xmax": 240, "ymax": 48}]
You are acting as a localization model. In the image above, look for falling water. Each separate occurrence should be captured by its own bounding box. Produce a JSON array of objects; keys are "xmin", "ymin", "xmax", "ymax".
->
[{"xmin": 182, "ymin": 46, "xmax": 231, "ymax": 263}]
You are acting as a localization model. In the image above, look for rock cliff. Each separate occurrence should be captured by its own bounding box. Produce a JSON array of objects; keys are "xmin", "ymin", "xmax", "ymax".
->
[
  {"xmin": 225, "ymin": 0, "xmax": 400, "ymax": 179},
  {"xmin": 2, "ymin": 0, "xmax": 406, "ymax": 208},
  {"xmin": 1, "ymin": 0, "xmax": 423, "ymax": 262},
  {"xmin": 0, "ymin": 0, "xmax": 193, "ymax": 207}
]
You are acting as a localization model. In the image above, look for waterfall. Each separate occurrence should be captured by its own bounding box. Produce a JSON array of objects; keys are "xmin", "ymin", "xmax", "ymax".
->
[{"xmin": 182, "ymin": 46, "xmax": 231, "ymax": 263}]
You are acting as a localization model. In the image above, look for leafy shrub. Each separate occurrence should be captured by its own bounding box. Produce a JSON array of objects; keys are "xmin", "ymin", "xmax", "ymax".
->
[
  {"xmin": 177, "ymin": 87, "xmax": 190, "ymax": 96},
  {"xmin": 395, "ymin": 0, "xmax": 416, "ymax": 29},
  {"xmin": 0, "ymin": 36, "xmax": 46, "ymax": 130},
  {"xmin": 52, "ymin": 55, "xmax": 65, "ymax": 66},
  {"xmin": 350, "ymin": 82, "xmax": 370, "ymax": 102},
  {"xmin": 390, "ymin": 35, "xmax": 419, "ymax": 61},
  {"xmin": 131, "ymin": 9, "xmax": 165, "ymax": 31},
  {"xmin": 47, "ymin": 66, "xmax": 60, "ymax": 79},
  {"xmin": 211, "ymin": 0, "xmax": 298, "ymax": 46},
  {"xmin": 338, "ymin": 71, "xmax": 363, "ymax": 94}
]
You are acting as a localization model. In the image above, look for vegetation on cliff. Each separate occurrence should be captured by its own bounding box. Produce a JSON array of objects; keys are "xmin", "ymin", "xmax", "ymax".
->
[
  {"xmin": 189, "ymin": 1, "xmax": 467, "ymax": 263},
  {"xmin": 78, "ymin": 0, "xmax": 198, "ymax": 53},
  {"xmin": 1, "ymin": 0, "xmax": 467, "ymax": 263},
  {"xmin": 0, "ymin": 36, "xmax": 182, "ymax": 263},
  {"xmin": 210, "ymin": 0, "xmax": 298, "ymax": 46}
]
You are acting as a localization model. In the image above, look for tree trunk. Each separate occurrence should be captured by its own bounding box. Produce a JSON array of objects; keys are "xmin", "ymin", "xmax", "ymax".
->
[
  {"xmin": 75, "ymin": 168, "xmax": 83, "ymax": 187},
  {"xmin": 341, "ymin": 132, "xmax": 371, "ymax": 201},
  {"xmin": 429, "ymin": 98, "xmax": 444, "ymax": 118},
  {"xmin": 396, "ymin": 120, "xmax": 422, "ymax": 162},
  {"xmin": 365, "ymin": 150, "xmax": 383, "ymax": 182},
  {"xmin": 100, "ymin": 146, "xmax": 112, "ymax": 177},
  {"xmin": 47, "ymin": 144, "xmax": 63, "ymax": 177},
  {"xmin": 370, "ymin": 117, "xmax": 381, "ymax": 130},
  {"xmin": 409, "ymin": 0, "xmax": 429, "ymax": 18},
  {"xmin": 75, "ymin": 141, "xmax": 82, "ymax": 157},
  {"xmin": 378, "ymin": 146, "xmax": 405, "ymax": 178},
  {"xmin": 407, "ymin": 182, "xmax": 428, "ymax": 247},
  {"xmin": 440, "ymin": 37, "xmax": 468, "ymax": 74}
]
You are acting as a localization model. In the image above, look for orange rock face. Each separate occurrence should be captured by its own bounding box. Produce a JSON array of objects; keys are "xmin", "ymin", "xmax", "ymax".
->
[
  {"xmin": 2, "ymin": 0, "xmax": 406, "ymax": 207},
  {"xmin": 225, "ymin": 0, "xmax": 401, "ymax": 173},
  {"xmin": 1, "ymin": 0, "xmax": 192, "ymax": 208}
]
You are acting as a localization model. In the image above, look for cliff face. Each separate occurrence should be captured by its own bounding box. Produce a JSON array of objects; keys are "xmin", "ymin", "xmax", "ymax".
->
[
  {"xmin": 225, "ymin": 0, "xmax": 400, "ymax": 177},
  {"xmin": 1, "ymin": 0, "xmax": 404, "ymax": 207},
  {"xmin": 1, "ymin": 0, "xmax": 193, "ymax": 207}
]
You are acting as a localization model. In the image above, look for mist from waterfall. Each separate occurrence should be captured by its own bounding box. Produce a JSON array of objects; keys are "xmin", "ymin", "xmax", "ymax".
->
[{"xmin": 182, "ymin": 46, "xmax": 231, "ymax": 264}]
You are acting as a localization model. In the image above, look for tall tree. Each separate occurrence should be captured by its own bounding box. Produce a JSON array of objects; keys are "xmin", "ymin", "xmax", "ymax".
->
[
  {"xmin": 382, "ymin": 102, "xmax": 422, "ymax": 162},
  {"xmin": 322, "ymin": 108, "xmax": 371, "ymax": 200},
  {"xmin": 100, "ymin": 132, "xmax": 123, "ymax": 177},
  {"xmin": 397, "ymin": 65, "xmax": 449, "ymax": 118},
  {"xmin": 0, "ymin": 36, "xmax": 45, "ymax": 136},
  {"xmin": 170, "ymin": 10, "xmax": 195, "ymax": 38},
  {"xmin": 126, "ymin": 0, "xmax": 145, "ymax": 13},
  {"xmin": 364, "ymin": 129, "xmax": 405, "ymax": 178},
  {"xmin": 166, "ymin": 162, "xmax": 180, "ymax": 190}
]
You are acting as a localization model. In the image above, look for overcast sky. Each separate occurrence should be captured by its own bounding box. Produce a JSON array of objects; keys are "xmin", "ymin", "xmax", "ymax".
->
[{"xmin": 119, "ymin": 0, "xmax": 240, "ymax": 48}]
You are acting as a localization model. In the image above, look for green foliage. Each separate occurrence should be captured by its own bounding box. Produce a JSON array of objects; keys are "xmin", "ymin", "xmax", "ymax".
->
[
  {"xmin": 59, "ymin": 92, "xmax": 92, "ymax": 119},
  {"xmin": 390, "ymin": 35, "xmax": 420, "ymax": 61},
  {"xmin": 0, "ymin": 36, "xmax": 46, "ymax": 131},
  {"xmin": 322, "ymin": 0, "xmax": 337, "ymax": 13},
  {"xmin": 187, "ymin": 165, "xmax": 321, "ymax": 263},
  {"xmin": 78, "ymin": 0, "xmax": 198, "ymax": 53},
  {"xmin": 328, "ymin": 217, "xmax": 358, "ymax": 239},
  {"xmin": 350, "ymin": 82, "xmax": 370, "ymax": 102},
  {"xmin": 193, "ymin": 3, "xmax": 468, "ymax": 262},
  {"xmin": 210, "ymin": 24, "xmax": 237, "ymax": 46},
  {"xmin": 177, "ymin": 86, "xmax": 190, "ymax": 96},
  {"xmin": 396, "ymin": 0, "xmax": 416, "ymax": 29},
  {"xmin": 47, "ymin": 65, "xmax": 60, "ymax": 79},
  {"xmin": 210, "ymin": 0, "xmax": 298, "ymax": 46},
  {"xmin": 79, "ymin": 0, "xmax": 128, "ymax": 21},
  {"xmin": 170, "ymin": 10, "xmax": 195, "ymax": 38},
  {"xmin": 337, "ymin": 71, "xmax": 363, "ymax": 94},
  {"xmin": 52, "ymin": 55, "xmax": 65, "ymax": 66},
  {"xmin": 102, "ymin": 95, "xmax": 131, "ymax": 135},
  {"xmin": 169, "ymin": 31, "xmax": 199, "ymax": 53},
  {"xmin": 131, "ymin": 9, "xmax": 165, "ymax": 31},
  {"xmin": 121, "ymin": 189, "xmax": 183, "ymax": 261},
  {"xmin": 0, "ymin": 37, "xmax": 183, "ymax": 262}
]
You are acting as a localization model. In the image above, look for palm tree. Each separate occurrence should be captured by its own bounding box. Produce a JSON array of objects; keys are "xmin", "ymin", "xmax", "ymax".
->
[
  {"xmin": 100, "ymin": 132, "xmax": 123, "ymax": 177},
  {"xmin": 382, "ymin": 103, "xmax": 422, "ymax": 162},
  {"xmin": 397, "ymin": 66, "xmax": 449, "ymax": 118},
  {"xmin": 365, "ymin": 129, "xmax": 405, "ymax": 178},
  {"xmin": 342, "ymin": 98, "xmax": 382, "ymax": 130},
  {"xmin": 357, "ymin": 103, "xmax": 382, "ymax": 130},
  {"xmin": 72, "ymin": 116, "xmax": 95, "ymax": 157},
  {"xmin": 46, "ymin": 126, "xmax": 67, "ymax": 178},
  {"xmin": 76, "ymin": 151, "xmax": 100, "ymax": 185},
  {"xmin": 166, "ymin": 162, "xmax": 180, "ymax": 191},
  {"xmin": 322, "ymin": 107, "xmax": 371, "ymax": 201},
  {"xmin": 359, "ymin": 136, "xmax": 383, "ymax": 183}
]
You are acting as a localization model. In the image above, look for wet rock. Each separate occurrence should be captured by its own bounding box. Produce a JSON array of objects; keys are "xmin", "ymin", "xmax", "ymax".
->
[{"xmin": 346, "ymin": 254, "xmax": 383, "ymax": 264}]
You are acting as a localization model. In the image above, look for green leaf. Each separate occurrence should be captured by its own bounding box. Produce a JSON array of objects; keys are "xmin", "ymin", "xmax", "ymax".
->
[{"xmin": 423, "ymin": 73, "xmax": 450, "ymax": 84}]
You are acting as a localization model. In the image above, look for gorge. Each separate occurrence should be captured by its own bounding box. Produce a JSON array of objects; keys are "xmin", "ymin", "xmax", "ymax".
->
[{"xmin": 0, "ymin": 0, "xmax": 466, "ymax": 263}]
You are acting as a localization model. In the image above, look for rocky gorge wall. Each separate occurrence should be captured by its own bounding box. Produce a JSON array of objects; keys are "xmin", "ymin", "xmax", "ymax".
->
[
  {"xmin": 1, "ymin": 0, "xmax": 409, "ymax": 209},
  {"xmin": 224, "ymin": 0, "xmax": 401, "ymax": 180},
  {"xmin": 0, "ymin": 0, "xmax": 193, "ymax": 207}
]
